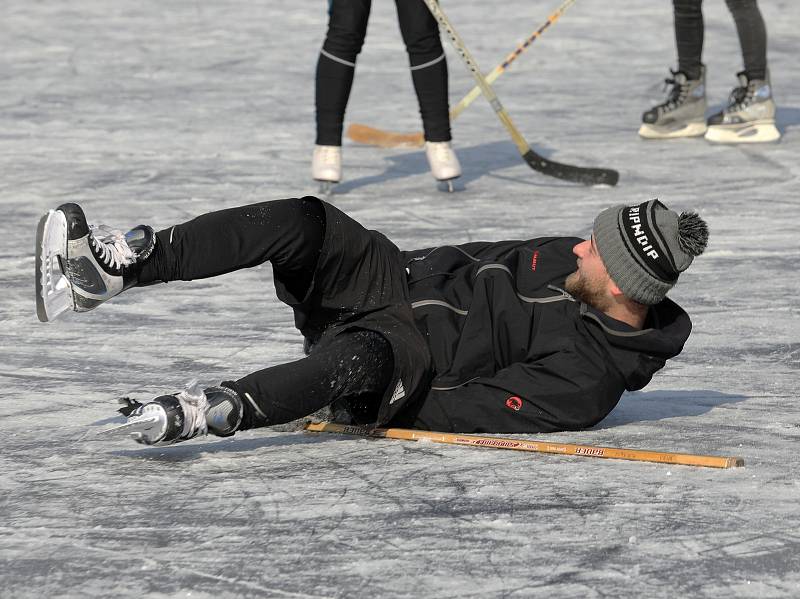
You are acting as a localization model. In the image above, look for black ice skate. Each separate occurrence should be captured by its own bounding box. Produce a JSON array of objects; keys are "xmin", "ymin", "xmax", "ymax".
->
[
  {"xmin": 101, "ymin": 382, "xmax": 244, "ymax": 446},
  {"xmin": 704, "ymin": 72, "xmax": 780, "ymax": 144},
  {"xmin": 639, "ymin": 68, "xmax": 707, "ymax": 139},
  {"xmin": 35, "ymin": 203, "xmax": 155, "ymax": 322}
]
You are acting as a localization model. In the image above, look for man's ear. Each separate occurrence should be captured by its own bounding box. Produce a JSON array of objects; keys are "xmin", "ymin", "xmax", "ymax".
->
[{"xmin": 608, "ymin": 278, "xmax": 625, "ymax": 297}]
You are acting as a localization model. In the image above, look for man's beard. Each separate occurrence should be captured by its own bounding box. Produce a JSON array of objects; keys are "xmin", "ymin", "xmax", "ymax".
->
[{"xmin": 564, "ymin": 270, "xmax": 611, "ymax": 311}]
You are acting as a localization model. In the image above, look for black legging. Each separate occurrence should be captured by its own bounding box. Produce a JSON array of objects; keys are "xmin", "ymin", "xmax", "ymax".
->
[
  {"xmin": 315, "ymin": 0, "xmax": 451, "ymax": 145},
  {"xmin": 137, "ymin": 198, "xmax": 394, "ymax": 429},
  {"xmin": 673, "ymin": 0, "xmax": 768, "ymax": 80}
]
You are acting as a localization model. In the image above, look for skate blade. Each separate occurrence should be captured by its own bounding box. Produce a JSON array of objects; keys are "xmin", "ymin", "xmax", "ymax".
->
[
  {"xmin": 35, "ymin": 209, "xmax": 74, "ymax": 322},
  {"xmin": 638, "ymin": 122, "xmax": 707, "ymax": 139},
  {"xmin": 436, "ymin": 178, "xmax": 464, "ymax": 193},
  {"xmin": 315, "ymin": 180, "xmax": 338, "ymax": 196},
  {"xmin": 95, "ymin": 411, "xmax": 166, "ymax": 443},
  {"xmin": 704, "ymin": 122, "xmax": 781, "ymax": 144}
]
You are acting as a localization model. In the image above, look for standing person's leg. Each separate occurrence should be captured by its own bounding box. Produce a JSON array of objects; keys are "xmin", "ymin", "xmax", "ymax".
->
[
  {"xmin": 395, "ymin": 0, "xmax": 461, "ymax": 184},
  {"xmin": 313, "ymin": 0, "xmax": 371, "ymax": 186},
  {"xmin": 638, "ymin": 0, "xmax": 707, "ymax": 139},
  {"xmin": 724, "ymin": 0, "xmax": 767, "ymax": 80},
  {"xmin": 673, "ymin": 0, "xmax": 704, "ymax": 80},
  {"xmin": 705, "ymin": 0, "xmax": 779, "ymax": 142},
  {"xmin": 315, "ymin": 0, "xmax": 371, "ymax": 146},
  {"xmin": 395, "ymin": 0, "xmax": 449, "ymax": 143}
]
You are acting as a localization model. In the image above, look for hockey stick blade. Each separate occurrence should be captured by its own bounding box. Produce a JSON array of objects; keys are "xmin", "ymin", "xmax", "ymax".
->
[
  {"xmin": 523, "ymin": 149, "xmax": 619, "ymax": 187},
  {"xmin": 347, "ymin": 123, "xmax": 424, "ymax": 149}
]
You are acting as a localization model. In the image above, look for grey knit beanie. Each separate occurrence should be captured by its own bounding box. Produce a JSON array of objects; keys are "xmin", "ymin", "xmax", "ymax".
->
[{"xmin": 593, "ymin": 199, "xmax": 709, "ymax": 305}]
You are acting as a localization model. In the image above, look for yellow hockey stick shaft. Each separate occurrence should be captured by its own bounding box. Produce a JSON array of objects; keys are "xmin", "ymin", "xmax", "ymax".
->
[{"xmin": 305, "ymin": 422, "xmax": 744, "ymax": 469}]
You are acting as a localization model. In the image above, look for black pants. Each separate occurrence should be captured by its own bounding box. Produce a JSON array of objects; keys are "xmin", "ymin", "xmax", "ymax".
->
[
  {"xmin": 137, "ymin": 198, "xmax": 396, "ymax": 429},
  {"xmin": 315, "ymin": 0, "xmax": 451, "ymax": 145},
  {"xmin": 673, "ymin": 0, "xmax": 768, "ymax": 80}
]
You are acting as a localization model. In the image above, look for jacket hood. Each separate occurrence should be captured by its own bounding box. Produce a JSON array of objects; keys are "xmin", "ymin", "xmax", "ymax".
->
[{"xmin": 579, "ymin": 297, "xmax": 692, "ymax": 391}]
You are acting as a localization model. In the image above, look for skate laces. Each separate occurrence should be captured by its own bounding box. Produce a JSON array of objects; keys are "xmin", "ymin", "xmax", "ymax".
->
[
  {"xmin": 175, "ymin": 379, "xmax": 210, "ymax": 438},
  {"xmin": 429, "ymin": 142, "xmax": 455, "ymax": 164},
  {"xmin": 89, "ymin": 224, "xmax": 136, "ymax": 270},
  {"xmin": 316, "ymin": 145, "xmax": 340, "ymax": 166},
  {"xmin": 659, "ymin": 71, "xmax": 689, "ymax": 112},
  {"xmin": 725, "ymin": 85, "xmax": 752, "ymax": 112}
]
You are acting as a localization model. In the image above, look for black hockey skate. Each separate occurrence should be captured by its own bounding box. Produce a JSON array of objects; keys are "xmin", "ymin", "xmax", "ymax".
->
[
  {"xmin": 35, "ymin": 203, "xmax": 155, "ymax": 322},
  {"xmin": 101, "ymin": 382, "xmax": 244, "ymax": 446},
  {"xmin": 639, "ymin": 68, "xmax": 707, "ymax": 139},
  {"xmin": 705, "ymin": 72, "xmax": 780, "ymax": 143}
]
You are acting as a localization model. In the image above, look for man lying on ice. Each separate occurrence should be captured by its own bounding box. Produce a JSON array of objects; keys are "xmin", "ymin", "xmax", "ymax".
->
[{"xmin": 35, "ymin": 197, "xmax": 708, "ymax": 445}]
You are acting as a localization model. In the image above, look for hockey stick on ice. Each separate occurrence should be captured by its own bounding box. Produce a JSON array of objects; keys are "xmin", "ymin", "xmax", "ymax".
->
[
  {"xmin": 422, "ymin": 0, "xmax": 618, "ymax": 186},
  {"xmin": 347, "ymin": 0, "xmax": 577, "ymax": 148},
  {"xmin": 305, "ymin": 422, "xmax": 745, "ymax": 469}
]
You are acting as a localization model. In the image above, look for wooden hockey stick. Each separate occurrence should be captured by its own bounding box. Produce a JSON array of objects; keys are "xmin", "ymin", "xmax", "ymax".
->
[
  {"xmin": 421, "ymin": 0, "xmax": 618, "ymax": 186},
  {"xmin": 347, "ymin": 0, "xmax": 577, "ymax": 149},
  {"xmin": 305, "ymin": 422, "xmax": 745, "ymax": 469}
]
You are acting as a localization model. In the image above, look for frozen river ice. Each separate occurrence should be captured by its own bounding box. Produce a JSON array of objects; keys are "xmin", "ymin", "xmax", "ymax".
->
[{"xmin": 2, "ymin": 1, "xmax": 799, "ymax": 597}]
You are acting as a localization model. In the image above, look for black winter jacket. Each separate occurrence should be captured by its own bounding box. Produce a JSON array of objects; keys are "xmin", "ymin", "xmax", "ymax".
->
[{"xmin": 395, "ymin": 236, "xmax": 693, "ymax": 433}]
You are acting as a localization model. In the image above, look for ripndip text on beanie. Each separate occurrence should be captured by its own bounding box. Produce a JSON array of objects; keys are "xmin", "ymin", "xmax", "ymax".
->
[{"xmin": 593, "ymin": 199, "xmax": 709, "ymax": 305}]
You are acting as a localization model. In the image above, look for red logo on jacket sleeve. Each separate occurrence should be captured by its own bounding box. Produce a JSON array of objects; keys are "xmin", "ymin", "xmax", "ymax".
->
[
  {"xmin": 505, "ymin": 396, "xmax": 523, "ymax": 411},
  {"xmin": 530, "ymin": 251, "xmax": 540, "ymax": 271}
]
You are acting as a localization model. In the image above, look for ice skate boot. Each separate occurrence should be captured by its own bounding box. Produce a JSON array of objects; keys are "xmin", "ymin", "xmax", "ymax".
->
[
  {"xmin": 108, "ymin": 382, "xmax": 244, "ymax": 445},
  {"xmin": 425, "ymin": 141, "xmax": 462, "ymax": 192},
  {"xmin": 705, "ymin": 72, "xmax": 780, "ymax": 143},
  {"xmin": 639, "ymin": 68, "xmax": 707, "ymax": 139},
  {"xmin": 35, "ymin": 203, "xmax": 155, "ymax": 322},
  {"xmin": 312, "ymin": 144, "xmax": 342, "ymax": 195}
]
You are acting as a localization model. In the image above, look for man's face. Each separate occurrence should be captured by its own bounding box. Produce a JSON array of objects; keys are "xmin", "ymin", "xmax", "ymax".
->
[{"xmin": 564, "ymin": 235, "xmax": 613, "ymax": 311}]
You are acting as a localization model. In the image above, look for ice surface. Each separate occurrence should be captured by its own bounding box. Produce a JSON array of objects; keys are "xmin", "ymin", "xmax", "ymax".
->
[{"xmin": 2, "ymin": 1, "xmax": 799, "ymax": 597}]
